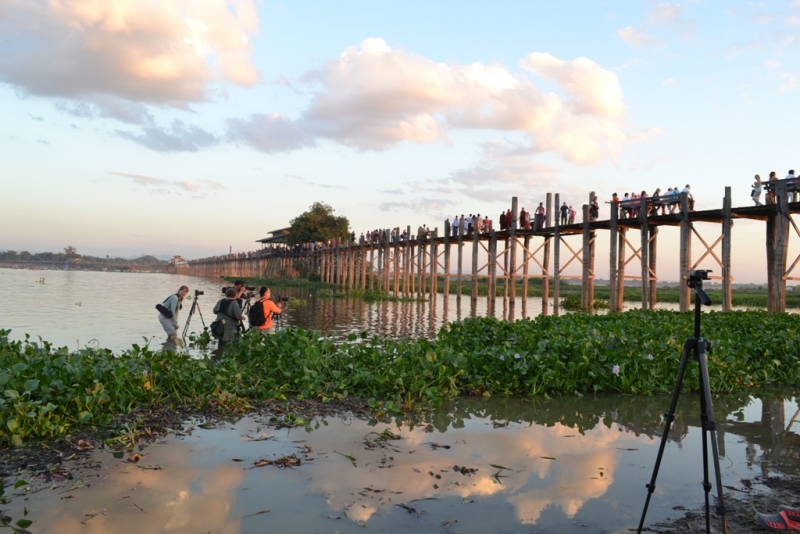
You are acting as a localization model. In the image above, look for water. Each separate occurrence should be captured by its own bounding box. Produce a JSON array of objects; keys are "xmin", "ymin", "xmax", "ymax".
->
[
  {"xmin": 6, "ymin": 395, "xmax": 799, "ymax": 533},
  {"xmin": 0, "ymin": 268, "xmax": 751, "ymax": 352},
  {"xmin": 1, "ymin": 268, "xmax": 798, "ymax": 532}
]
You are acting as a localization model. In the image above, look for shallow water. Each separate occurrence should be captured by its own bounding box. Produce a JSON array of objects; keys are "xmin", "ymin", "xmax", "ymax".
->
[
  {"xmin": 8, "ymin": 395, "xmax": 799, "ymax": 533},
  {"xmin": 0, "ymin": 268, "xmax": 758, "ymax": 352}
]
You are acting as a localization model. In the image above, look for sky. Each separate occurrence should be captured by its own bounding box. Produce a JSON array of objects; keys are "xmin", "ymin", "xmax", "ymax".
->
[{"xmin": 1, "ymin": 0, "xmax": 799, "ymax": 283}]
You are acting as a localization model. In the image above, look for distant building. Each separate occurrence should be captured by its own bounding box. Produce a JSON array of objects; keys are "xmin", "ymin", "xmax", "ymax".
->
[
  {"xmin": 257, "ymin": 228, "xmax": 290, "ymax": 247},
  {"xmin": 169, "ymin": 255, "xmax": 188, "ymax": 266}
]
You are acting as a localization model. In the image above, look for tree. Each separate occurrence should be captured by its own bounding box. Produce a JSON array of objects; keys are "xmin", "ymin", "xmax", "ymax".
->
[
  {"xmin": 63, "ymin": 246, "xmax": 79, "ymax": 258},
  {"xmin": 288, "ymin": 202, "xmax": 350, "ymax": 246}
]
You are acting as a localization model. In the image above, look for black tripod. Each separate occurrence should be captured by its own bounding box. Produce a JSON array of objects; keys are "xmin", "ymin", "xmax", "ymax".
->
[
  {"xmin": 181, "ymin": 290, "xmax": 206, "ymax": 339},
  {"xmin": 637, "ymin": 269, "xmax": 727, "ymax": 534}
]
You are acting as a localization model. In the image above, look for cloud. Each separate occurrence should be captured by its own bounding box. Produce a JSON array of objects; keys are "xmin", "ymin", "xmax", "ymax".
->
[
  {"xmin": 109, "ymin": 171, "xmax": 225, "ymax": 193},
  {"xmin": 116, "ymin": 120, "xmax": 218, "ymax": 152},
  {"xmin": 0, "ymin": 0, "xmax": 259, "ymax": 106},
  {"xmin": 780, "ymin": 73, "xmax": 799, "ymax": 92},
  {"xmin": 29, "ymin": 113, "xmax": 44, "ymax": 121},
  {"xmin": 56, "ymin": 96, "xmax": 155, "ymax": 125},
  {"xmin": 617, "ymin": 26, "xmax": 664, "ymax": 48},
  {"xmin": 228, "ymin": 39, "xmax": 647, "ymax": 166},
  {"xmin": 662, "ymin": 78, "xmax": 675, "ymax": 86},
  {"xmin": 765, "ymin": 60, "xmax": 783, "ymax": 68},
  {"xmin": 647, "ymin": 2, "xmax": 684, "ymax": 25}
]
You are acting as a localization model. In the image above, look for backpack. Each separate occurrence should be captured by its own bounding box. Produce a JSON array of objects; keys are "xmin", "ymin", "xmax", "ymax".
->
[
  {"xmin": 248, "ymin": 299, "xmax": 268, "ymax": 327},
  {"xmin": 209, "ymin": 300, "xmax": 236, "ymax": 338}
]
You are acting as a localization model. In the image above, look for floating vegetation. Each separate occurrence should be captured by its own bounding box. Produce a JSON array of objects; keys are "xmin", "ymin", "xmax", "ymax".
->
[{"xmin": 1, "ymin": 309, "xmax": 799, "ymax": 446}]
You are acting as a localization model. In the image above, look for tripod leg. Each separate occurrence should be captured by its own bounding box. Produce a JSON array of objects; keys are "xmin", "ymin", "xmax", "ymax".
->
[
  {"xmin": 697, "ymin": 339, "xmax": 728, "ymax": 534},
  {"xmin": 196, "ymin": 302, "xmax": 206, "ymax": 328},
  {"xmin": 637, "ymin": 341, "xmax": 693, "ymax": 534},
  {"xmin": 182, "ymin": 300, "xmax": 197, "ymax": 339},
  {"xmin": 699, "ymin": 375, "xmax": 712, "ymax": 533}
]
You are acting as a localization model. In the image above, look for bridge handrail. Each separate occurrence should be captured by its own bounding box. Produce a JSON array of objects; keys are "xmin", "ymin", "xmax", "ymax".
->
[{"xmin": 762, "ymin": 177, "xmax": 800, "ymax": 192}]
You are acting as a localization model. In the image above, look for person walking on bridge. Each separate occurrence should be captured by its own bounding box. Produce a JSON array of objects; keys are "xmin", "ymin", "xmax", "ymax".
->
[
  {"xmin": 752, "ymin": 175, "xmax": 763, "ymax": 206},
  {"xmin": 560, "ymin": 202, "xmax": 569, "ymax": 225}
]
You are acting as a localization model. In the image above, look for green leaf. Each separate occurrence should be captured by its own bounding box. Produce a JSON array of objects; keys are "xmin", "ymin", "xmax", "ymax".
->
[
  {"xmin": 13, "ymin": 481, "xmax": 28, "ymax": 489},
  {"xmin": 15, "ymin": 519, "xmax": 33, "ymax": 528},
  {"xmin": 4, "ymin": 390, "xmax": 20, "ymax": 399},
  {"xmin": 78, "ymin": 411, "xmax": 92, "ymax": 424},
  {"xmin": 6, "ymin": 419, "xmax": 19, "ymax": 432},
  {"xmin": 24, "ymin": 380, "xmax": 39, "ymax": 393},
  {"xmin": 11, "ymin": 363, "xmax": 27, "ymax": 375}
]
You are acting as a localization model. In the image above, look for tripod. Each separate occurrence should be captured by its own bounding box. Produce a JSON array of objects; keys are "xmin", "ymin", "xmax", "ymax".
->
[
  {"xmin": 637, "ymin": 270, "xmax": 727, "ymax": 534},
  {"xmin": 181, "ymin": 292, "xmax": 206, "ymax": 339}
]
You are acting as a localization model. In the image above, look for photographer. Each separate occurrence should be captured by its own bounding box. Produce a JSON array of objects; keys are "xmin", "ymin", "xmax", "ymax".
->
[
  {"xmin": 157, "ymin": 285, "xmax": 188, "ymax": 342},
  {"xmin": 212, "ymin": 287, "xmax": 242, "ymax": 351},
  {"xmin": 255, "ymin": 287, "xmax": 283, "ymax": 334}
]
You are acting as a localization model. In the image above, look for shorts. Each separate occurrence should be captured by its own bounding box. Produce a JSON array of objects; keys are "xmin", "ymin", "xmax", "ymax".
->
[{"xmin": 159, "ymin": 314, "xmax": 178, "ymax": 337}]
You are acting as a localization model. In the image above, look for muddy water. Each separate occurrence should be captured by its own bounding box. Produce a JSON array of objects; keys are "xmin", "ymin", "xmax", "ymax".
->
[{"xmin": 10, "ymin": 395, "xmax": 799, "ymax": 533}]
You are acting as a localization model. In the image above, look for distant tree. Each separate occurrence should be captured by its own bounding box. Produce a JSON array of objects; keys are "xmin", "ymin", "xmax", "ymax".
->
[
  {"xmin": 288, "ymin": 202, "xmax": 350, "ymax": 246},
  {"xmin": 63, "ymin": 246, "xmax": 79, "ymax": 258},
  {"xmin": 19, "ymin": 251, "xmax": 31, "ymax": 261}
]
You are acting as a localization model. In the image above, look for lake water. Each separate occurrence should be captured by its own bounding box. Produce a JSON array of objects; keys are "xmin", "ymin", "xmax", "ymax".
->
[
  {"xmin": 1, "ymin": 268, "xmax": 798, "ymax": 532},
  {"xmin": 0, "ymin": 268, "xmax": 750, "ymax": 352}
]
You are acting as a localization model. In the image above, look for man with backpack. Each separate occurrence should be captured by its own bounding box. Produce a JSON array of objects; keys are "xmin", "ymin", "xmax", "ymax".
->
[
  {"xmin": 249, "ymin": 287, "xmax": 283, "ymax": 333},
  {"xmin": 156, "ymin": 285, "xmax": 189, "ymax": 343},
  {"xmin": 211, "ymin": 288, "xmax": 242, "ymax": 351}
]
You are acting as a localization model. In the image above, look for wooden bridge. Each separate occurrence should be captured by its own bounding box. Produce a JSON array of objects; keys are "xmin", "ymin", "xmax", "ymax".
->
[{"xmin": 180, "ymin": 179, "xmax": 800, "ymax": 314}]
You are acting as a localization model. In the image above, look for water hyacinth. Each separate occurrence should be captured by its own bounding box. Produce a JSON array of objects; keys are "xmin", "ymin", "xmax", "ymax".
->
[{"xmin": 1, "ymin": 308, "xmax": 799, "ymax": 446}]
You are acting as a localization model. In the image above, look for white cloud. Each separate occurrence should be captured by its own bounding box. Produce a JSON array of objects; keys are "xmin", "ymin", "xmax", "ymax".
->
[
  {"xmin": 228, "ymin": 39, "xmax": 648, "ymax": 166},
  {"xmin": 116, "ymin": 120, "xmax": 218, "ymax": 152},
  {"xmin": 765, "ymin": 59, "xmax": 783, "ymax": 68},
  {"xmin": 0, "ymin": 0, "xmax": 259, "ymax": 106},
  {"xmin": 780, "ymin": 73, "xmax": 799, "ymax": 92},
  {"xmin": 662, "ymin": 78, "xmax": 675, "ymax": 86},
  {"xmin": 617, "ymin": 26, "xmax": 664, "ymax": 48},
  {"xmin": 647, "ymin": 2, "xmax": 685, "ymax": 25},
  {"xmin": 110, "ymin": 172, "xmax": 225, "ymax": 194}
]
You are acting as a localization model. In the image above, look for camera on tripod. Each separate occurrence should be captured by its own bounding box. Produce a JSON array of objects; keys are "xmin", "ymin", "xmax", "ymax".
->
[
  {"xmin": 687, "ymin": 269, "xmax": 711, "ymax": 286},
  {"xmin": 195, "ymin": 290, "xmax": 204, "ymax": 296},
  {"xmin": 277, "ymin": 295, "xmax": 289, "ymax": 302}
]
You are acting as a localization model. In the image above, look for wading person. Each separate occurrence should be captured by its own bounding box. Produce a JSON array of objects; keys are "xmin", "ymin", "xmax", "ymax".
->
[
  {"xmin": 157, "ymin": 285, "xmax": 188, "ymax": 343},
  {"xmin": 213, "ymin": 288, "xmax": 242, "ymax": 352},
  {"xmin": 255, "ymin": 287, "xmax": 283, "ymax": 334}
]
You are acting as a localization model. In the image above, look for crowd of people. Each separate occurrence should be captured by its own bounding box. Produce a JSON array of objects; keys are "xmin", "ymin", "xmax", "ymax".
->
[
  {"xmin": 750, "ymin": 169, "xmax": 798, "ymax": 206},
  {"xmin": 156, "ymin": 280, "xmax": 284, "ymax": 352},
  {"xmin": 610, "ymin": 185, "xmax": 694, "ymax": 219}
]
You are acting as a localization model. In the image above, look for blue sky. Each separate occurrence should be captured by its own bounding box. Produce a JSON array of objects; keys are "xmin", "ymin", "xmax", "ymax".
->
[{"xmin": 1, "ymin": 0, "xmax": 799, "ymax": 282}]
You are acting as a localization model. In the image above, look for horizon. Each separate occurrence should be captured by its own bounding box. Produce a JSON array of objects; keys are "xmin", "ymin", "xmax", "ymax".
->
[{"xmin": 2, "ymin": 1, "xmax": 799, "ymax": 284}]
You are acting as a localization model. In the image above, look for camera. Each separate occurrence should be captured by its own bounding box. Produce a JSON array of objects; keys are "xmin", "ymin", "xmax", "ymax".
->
[
  {"xmin": 278, "ymin": 295, "xmax": 289, "ymax": 302},
  {"xmin": 221, "ymin": 285, "xmax": 256, "ymax": 293},
  {"xmin": 687, "ymin": 269, "xmax": 711, "ymax": 286},
  {"xmin": 195, "ymin": 290, "xmax": 204, "ymax": 296}
]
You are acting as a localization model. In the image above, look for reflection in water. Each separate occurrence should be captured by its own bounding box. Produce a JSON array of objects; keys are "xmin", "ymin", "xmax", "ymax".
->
[{"xmin": 12, "ymin": 394, "xmax": 798, "ymax": 533}]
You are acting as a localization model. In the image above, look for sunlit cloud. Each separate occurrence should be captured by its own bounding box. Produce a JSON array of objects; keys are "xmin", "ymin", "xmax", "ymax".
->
[
  {"xmin": 617, "ymin": 26, "xmax": 664, "ymax": 48},
  {"xmin": 115, "ymin": 120, "xmax": 218, "ymax": 152},
  {"xmin": 228, "ymin": 39, "xmax": 650, "ymax": 167},
  {"xmin": 0, "ymin": 0, "xmax": 260, "ymax": 106}
]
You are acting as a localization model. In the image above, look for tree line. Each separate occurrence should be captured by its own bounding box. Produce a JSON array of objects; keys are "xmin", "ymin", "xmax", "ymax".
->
[{"xmin": 0, "ymin": 247, "xmax": 167, "ymax": 266}]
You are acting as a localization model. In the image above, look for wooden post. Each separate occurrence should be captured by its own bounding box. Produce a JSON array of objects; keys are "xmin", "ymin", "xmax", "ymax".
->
[
  {"xmin": 722, "ymin": 186, "xmax": 733, "ymax": 311},
  {"xmin": 649, "ymin": 226, "xmax": 658, "ymax": 309},
  {"xmin": 429, "ymin": 228, "xmax": 438, "ymax": 300},
  {"xmin": 522, "ymin": 234, "xmax": 530, "ymax": 303},
  {"xmin": 409, "ymin": 237, "xmax": 416, "ymax": 296},
  {"xmin": 679, "ymin": 192, "xmax": 692, "ymax": 311},
  {"xmin": 581, "ymin": 203, "xmax": 595, "ymax": 313},
  {"xmin": 393, "ymin": 228, "xmax": 400, "ymax": 297},
  {"xmin": 419, "ymin": 232, "xmax": 426, "ymax": 297},
  {"xmin": 457, "ymin": 220, "xmax": 464, "ymax": 299},
  {"xmin": 405, "ymin": 225, "xmax": 412, "ymax": 296},
  {"xmin": 489, "ymin": 230, "xmax": 497, "ymax": 312},
  {"xmin": 443, "ymin": 221, "xmax": 451, "ymax": 298},
  {"xmin": 471, "ymin": 222, "xmax": 479, "ymax": 306},
  {"xmin": 616, "ymin": 228, "xmax": 626, "ymax": 311},
  {"xmin": 369, "ymin": 240, "xmax": 375, "ymax": 290},
  {"xmin": 770, "ymin": 182, "xmax": 790, "ymax": 312},
  {"xmin": 553, "ymin": 193, "xmax": 561, "ymax": 316},
  {"xmin": 360, "ymin": 242, "xmax": 366, "ymax": 290},
  {"xmin": 609, "ymin": 197, "xmax": 618, "ymax": 312},
  {"xmin": 639, "ymin": 195, "xmax": 649, "ymax": 310},
  {"xmin": 543, "ymin": 192, "xmax": 552, "ymax": 315},
  {"xmin": 384, "ymin": 230, "xmax": 391, "ymax": 292},
  {"xmin": 508, "ymin": 197, "xmax": 518, "ymax": 311}
]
